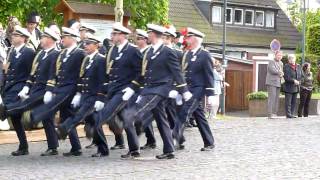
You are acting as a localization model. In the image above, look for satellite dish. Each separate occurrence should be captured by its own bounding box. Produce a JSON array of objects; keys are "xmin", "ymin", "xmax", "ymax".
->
[{"xmin": 270, "ymin": 39, "xmax": 281, "ymax": 52}]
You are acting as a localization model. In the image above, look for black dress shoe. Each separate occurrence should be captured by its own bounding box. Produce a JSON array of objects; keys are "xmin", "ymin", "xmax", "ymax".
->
[
  {"xmin": 91, "ymin": 152, "xmax": 109, "ymax": 157},
  {"xmin": 85, "ymin": 142, "xmax": 96, "ymax": 149},
  {"xmin": 175, "ymin": 144, "xmax": 185, "ymax": 151},
  {"xmin": 110, "ymin": 144, "xmax": 125, "ymax": 150},
  {"xmin": 121, "ymin": 151, "xmax": 140, "ymax": 159},
  {"xmin": 156, "ymin": 152, "xmax": 175, "ymax": 159},
  {"xmin": 56, "ymin": 126, "xmax": 68, "ymax": 140},
  {"xmin": 200, "ymin": 145, "xmax": 215, "ymax": 151},
  {"xmin": 41, "ymin": 149, "xmax": 58, "ymax": 156},
  {"xmin": 63, "ymin": 150, "xmax": 82, "ymax": 157},
  {"xmin": 140, "ymin": 143, "xmax": 156, "ymax": 150},
  {"xmin": 11, "ymin": 149, "xmax": 29, "ymax": 156}
]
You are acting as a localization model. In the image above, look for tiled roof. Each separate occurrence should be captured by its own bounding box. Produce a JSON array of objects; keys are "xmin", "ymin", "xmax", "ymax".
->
[{"xmin": 169, "ymin": 0, "xmax": 301, "ymax": 49}]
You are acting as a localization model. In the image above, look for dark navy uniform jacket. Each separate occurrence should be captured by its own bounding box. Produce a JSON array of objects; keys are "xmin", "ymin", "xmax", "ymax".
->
[
  {"xmin": 140, "ymin": 44, "xmax": 187, "ymax": 97},
  {"xmin": 46, "ymin": 47, "xmax": 85, "ymax": 94},
  {"xmin": 184, "ymin": 48, "xmax": 215, "ymax": 98},
  {"xmin": 4, "ymin": 45, "xmax": 35, "ymax": 101},
  {"xmin": 26, "ymin": 48, "xmax": 60, "ymax": 94},
  {"xmin": 99, "ymin": 43, "xmax": 142, "ymax": 99},
  {"xmin": 77, "ymin": 52, "xmax": 106, "ymax": 100}
]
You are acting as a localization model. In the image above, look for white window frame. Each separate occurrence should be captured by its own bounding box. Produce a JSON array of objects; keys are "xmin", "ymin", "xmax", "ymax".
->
[
  {"xmin": 265, "ymin": 11, "xmax": 275, "ymax": 28},
  {"xmin": 255, "ymin": 11, "xmax": 264, "ymax": 27},
  {"xmin": 245, "ymin": 10, "xmax": 254, "ymax": 26},
  {"xmin": 226, "ymin": 8, "xmax": 233, "ymax": 24},
  {"xmin": 234, "ymin": 8, "xmax": 243, "ymax": 25},
  {"xmin": 212, "ymin": 6, "xmax": 222, "ymax": 23}
]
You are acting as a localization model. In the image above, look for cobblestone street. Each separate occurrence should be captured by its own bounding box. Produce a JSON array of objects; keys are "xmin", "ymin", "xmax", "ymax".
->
[{"xmin": 1, "ymin": 117, "xmax": 320, "ymax": 179}]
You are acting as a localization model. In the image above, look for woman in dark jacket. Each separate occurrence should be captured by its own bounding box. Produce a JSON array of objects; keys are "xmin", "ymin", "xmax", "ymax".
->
[
  {"xmin": 298, "ymin": 63, "xmax": 313, "ymax": 117},
  {"xmin": 283, "ymin": 54, "xmax": 302, "ymax": 118}
]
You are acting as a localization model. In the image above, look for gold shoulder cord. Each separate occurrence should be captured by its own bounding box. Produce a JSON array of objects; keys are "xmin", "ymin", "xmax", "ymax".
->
[
  {"xmin": 56, "ymin": 49, "xmax": 66, "ymax": 76},
  {"xmin": 4, "ymin": 47, "xmax": 14, "ymax": 74},
  {"xmin": 30, "ymin": 51, "xmax": 43, "ymax": 76},
  {"xmin": 181, "ymin": 50, "xmax": 189, "ymax": 74},
  {"xmin": 80, "ymin": 56, "xmax": 90, "ymax": 78},
  {"xmin": 141, "ymin": 47, "xmax": 151, "ymax": 76},
  {"xmin": 106, "ymin": 45, "xmax": 115, "ymax": 74}
]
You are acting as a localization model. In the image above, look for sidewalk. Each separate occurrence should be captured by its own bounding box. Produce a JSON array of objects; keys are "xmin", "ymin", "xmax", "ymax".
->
[{"xmin": 0, "ymin": 125, "xmax": 112, "ymax": 145}]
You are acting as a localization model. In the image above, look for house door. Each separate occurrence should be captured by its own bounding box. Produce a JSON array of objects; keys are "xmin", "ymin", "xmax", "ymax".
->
[{"xmin": 225, "ymin": 70, "xmax": 253, "ymax": 111}]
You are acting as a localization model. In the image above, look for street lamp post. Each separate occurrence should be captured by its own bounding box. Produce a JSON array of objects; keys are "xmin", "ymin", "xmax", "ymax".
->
[
  {"xmin": 221, "ymin": 0, "xmax": 227, "ymax": 115},
  {"xmin": 302, "ymin": 0, "xmax": 306, "ymax": 64},
  {"xmin": 286, "ymin": 0, "xmax": 307, "ymax": 64}
]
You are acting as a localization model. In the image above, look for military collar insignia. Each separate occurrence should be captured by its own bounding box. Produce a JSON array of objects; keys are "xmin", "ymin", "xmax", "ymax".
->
[
  {"xmin": 191, "ymin": 56, "xmax": 197, "ymax": 62},
  {"xmin": 15, "ymin": 52, "xmax": 21, "ymax": 58},
  {"xmin": 86, "ymin": 53, "xmax": 98, "ymax": 69},
  {"xmin": 115, "ymin": 52, "xmax": 123, "ymax": 60},
  {"xmin": 151, "ymin": 51, "xmax": 160, "ymax": 60},
  {"xmin": 151, "ymin": 44, "xmax": 164, "ymax": 60},
  {"xmin": 15, "ymin": 45, "xmax": 26, "ymax": 58},
  {"xmin": 62, "ymin": 47, "xmax": 77, "ymax": 62}
]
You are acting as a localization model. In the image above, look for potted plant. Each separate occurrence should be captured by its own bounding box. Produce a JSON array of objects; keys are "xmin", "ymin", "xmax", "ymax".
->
[{"xmin": 247, "ymin": 91, "xmax": 268, "ymax": 117}]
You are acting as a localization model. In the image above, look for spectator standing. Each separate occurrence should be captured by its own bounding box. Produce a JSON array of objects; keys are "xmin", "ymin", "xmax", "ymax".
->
[
  {"xmin": 283, "ymin": 54, "xmax": 302, "ymax": 118},
  {"xmin": 265, "ymin": 51, "xmax": 284, "ymax": 119},
  {"xmin": 298, "ymin": 62, "xmax": 313, "ymax": 117}
]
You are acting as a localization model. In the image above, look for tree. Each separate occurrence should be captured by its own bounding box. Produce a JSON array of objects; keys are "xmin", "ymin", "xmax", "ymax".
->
[
  {"xmin": 0, "ymin": 0, "xmax": 169, "ymax": 29},
  {"xmin": 0, "ymin": 0, "xmax": 62, "ymax": 27}
]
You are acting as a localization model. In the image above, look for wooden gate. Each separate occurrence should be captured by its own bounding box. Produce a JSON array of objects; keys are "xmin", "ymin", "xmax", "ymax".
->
[{"xmin": 225, "ymin": 70, "xmax": 253, "ymax": 111}]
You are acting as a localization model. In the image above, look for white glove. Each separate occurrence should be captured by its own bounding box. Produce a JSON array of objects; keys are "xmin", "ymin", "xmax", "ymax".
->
[
  {"xmin": 71, "ymin": 92, "xmax": 81, "ymax": 108},
  {"xmin": 175, "ymin": 94, "xmax": 183, "ymax": 106},
  {"xmin": 94, "ymin": 101, "xmax": 105, "ymax": 112},
  {"xmin": 18, "ymin": 86, "xmax": 30, "ymax": 100},
  {"xmin": 183, "ymin": 91, "xmax": 193, "ymax": 102},
  {"xmin": 122, "ymin": 87, "xmax": 135, "ymax": 101},
  {"xmin": 43, "ymin": 91, "xmax": 53, "ymax": 104},
  {"xmin": 168, "ymin": 90, "xmax": 178, "ymax": 99},
  {"xmin": 135, "ymin": 95, "xmax": 142, "ymax": 103},
  {"xmin": 207, "ymin": 96, "xmax": 215, "ymax": 105}
]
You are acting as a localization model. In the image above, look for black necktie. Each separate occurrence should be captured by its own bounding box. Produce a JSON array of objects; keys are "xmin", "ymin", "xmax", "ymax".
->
[{"xmin": 40, "ymin": 50, "xmax": 47, "ymax": 60}]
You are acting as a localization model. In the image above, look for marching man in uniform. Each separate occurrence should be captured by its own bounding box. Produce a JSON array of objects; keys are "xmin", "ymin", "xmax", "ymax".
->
[
  {"xmin": 173, "ymin": 28, "xmax": 216, "ymax": 151},
  {"xmin": 92, "ymin": 22, "xmax": 143, "ymax": 158},
  {"xmin": 55, "ymin": 34, "xmax": 108, "ymax": 157},
  {"xmin": 122, "ymin": 24, "xmax": 192, "ymax": 159},
  {"xmin": 30, "ymin": 27, "xmax": 86, "ymax": 157},
  {"xmin": 5, "ymin": 27, "xmax": 61, "ymax": 156},
  {"xmin": 0, "ymin": 26, "xmax": 35, "ymax": 156}
]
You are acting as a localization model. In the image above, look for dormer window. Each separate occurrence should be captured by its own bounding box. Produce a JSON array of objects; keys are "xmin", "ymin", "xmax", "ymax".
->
[
  {"xmin": 212, "ymin": 6, "xmax": 222, "ymax": 23},
  {"xmin": 255, "ymin": 11, "xmax": 264, "ymax": 27},
  {"xmin": 245, "ymin": 10, "xmax": 254, "ymax": 25},
  {"xmin": 211, "ymin": 4, "xmax": 276, "ymax": 29},
  {"xmin": 234, "ymin": 9, "xmax": 243, "ymax": 24},
  {"xmin": 266, "ymin": 11, "xmax": 275, "ymax": 28},
  {"xmin": 226, "ymin": 8, "xmax": 232, "ymax": 24}
]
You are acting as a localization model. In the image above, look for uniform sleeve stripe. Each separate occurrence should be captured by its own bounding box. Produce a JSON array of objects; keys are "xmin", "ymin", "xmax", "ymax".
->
[
  {"xmin": 176, "ymin": 83, "xmax": 187, "ymax": 88},
  {"xmin": 132, "ymin": 80, "xmax": 140, "ymax": 86}
]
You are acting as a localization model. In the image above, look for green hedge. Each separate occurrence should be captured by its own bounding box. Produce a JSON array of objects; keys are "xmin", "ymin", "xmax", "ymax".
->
[
  {"xmin": 307, "ymin": 24, "xmax": 320, "ymax": 56},
  {"xmin": 246, "ymin": 91, "xmax": 268, "ymax": 100}
]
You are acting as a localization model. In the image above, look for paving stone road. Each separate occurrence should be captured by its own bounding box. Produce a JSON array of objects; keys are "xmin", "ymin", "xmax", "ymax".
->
[{"xmin": 1, "ymin": 117, "xmax": 320, "ymax": 179}]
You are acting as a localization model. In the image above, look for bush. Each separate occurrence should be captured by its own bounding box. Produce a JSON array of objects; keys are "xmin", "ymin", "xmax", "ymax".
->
[
  {"xmin": 307, "ymin": 24, "xmax": 320, "ymax": 56},
  {"xmin": 246, "ymin": 91, "xmax": 268, "ymax": 100}
]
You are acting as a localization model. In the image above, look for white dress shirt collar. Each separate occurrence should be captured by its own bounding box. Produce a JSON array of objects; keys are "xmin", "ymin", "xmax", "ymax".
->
[
  {"xmin": 152, "ymin": 40, "xmax": 163, "ymax": 53},
  {"xmin": 117, "ymin": 39, "xmax": 128, "ymax": 53}
]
